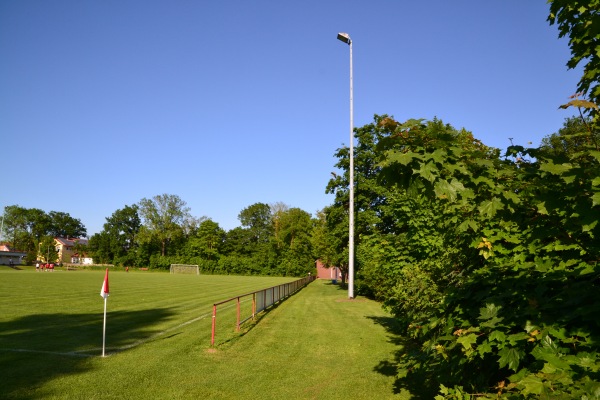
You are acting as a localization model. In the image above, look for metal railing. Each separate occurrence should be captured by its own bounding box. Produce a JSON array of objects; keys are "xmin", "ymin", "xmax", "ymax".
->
[{"xmin": 211, "ymin": 275, "xmax": 315, "ymax": 346}]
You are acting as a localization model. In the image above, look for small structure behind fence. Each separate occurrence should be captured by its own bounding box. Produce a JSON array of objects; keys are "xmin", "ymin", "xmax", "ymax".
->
[{"xmin": 211, "ymin": 275, "xmax": 315, "ymax": 346}]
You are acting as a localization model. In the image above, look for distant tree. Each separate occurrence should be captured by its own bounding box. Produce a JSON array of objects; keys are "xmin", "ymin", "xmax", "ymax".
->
[
  {"xmin": 72, "ymin": 239, "xmax": 89, "ymax": 264},
  {"xmin": 310, "ymin": 209, "xmax": 337, "ymax": 268},
  {"xmin": 540, "ymin": 115, "xmax": 599, "ymax": 155},
  {"xmin": 88, "ymin": 204, "xmax": 142, "ymax": 265},
  {"xmin": 238, "ymin": 203, "xmax": 273, "ymax": 244},
  {"xmin": 38, "ymin": 235, "xmax": 59, "ymax": 263},
  {"xmin": 276, "ymin": 207, "xmax": 314, "ymax": 276},
  {"xmin": 25, "ymin": 208, "xmax": 51, "ymax": 246},
  {"xmin": 270, "ymin": 201, "xmax": 290, "ymax": 248},
  {"xmin": 47, "ymin": 211, "xmax": 87, "ymax": 238},
  {"xmin": 185, "ymin": 219, "xmax": 225, "ymax": 260},
  {"xmin": 2, "ymin": 206, "xmax": 85, "ymax": 263},
  {"xmin": 138, "ymin": 194, "xmax": 191, "ymax": 257},
  {"xmin": 221, "ymin": 227, "xmax": 253, "ymax": 256},
  {"xmin": 88, "ymin": 231, "xmax": 113, "ymax": 265},
  {"xmin": 322, "ymin": 204, "xmax": 351, "ymax": 284},
  {"xmin": 104, "ymin": 205, "xmax": 141, "ymax": 253},
  {"xmin": 180, "ymin": 215, "xmax": 206, "ymax": 237},
  {"xmin": 2, "ymin": 205, "xmax": 29, "ymax": 250}
]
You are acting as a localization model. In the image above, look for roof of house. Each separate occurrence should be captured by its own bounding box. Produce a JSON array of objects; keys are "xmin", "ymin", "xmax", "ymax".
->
[
  {"xmin": 55, "ymin": 237, "xmax": 89, "ymax": 247},
  {"xmin": 0, "ymin": 243, "xmax": 27, "ymax": 255}
]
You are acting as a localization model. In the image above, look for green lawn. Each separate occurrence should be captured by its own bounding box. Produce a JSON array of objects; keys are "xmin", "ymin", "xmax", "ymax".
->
[{"xmin": 0, "ymin": 267, "xmax": 410, "ymax": 399}]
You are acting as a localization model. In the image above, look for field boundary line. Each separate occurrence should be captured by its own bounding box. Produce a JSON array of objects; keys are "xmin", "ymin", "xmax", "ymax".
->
[
  {"xmin": 0, "ymin": 307, "xmax": 225, "ymax": 358},
  {"xmin": 85, "ymin": 309, "xmax": 217, "ymax": 356},
  {"xmin": 0, "ymin": 348, "xmax": 93, "ymax": 358}
]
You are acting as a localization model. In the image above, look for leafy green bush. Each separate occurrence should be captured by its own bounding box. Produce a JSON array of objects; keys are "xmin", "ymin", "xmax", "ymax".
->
[{"xmin": 356, "ymin": 115, "xmax": 600, "ymax": 398}]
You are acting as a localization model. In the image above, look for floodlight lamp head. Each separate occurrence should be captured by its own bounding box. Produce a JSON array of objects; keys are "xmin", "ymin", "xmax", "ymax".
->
[{"xmin": 337, "ymin": 32, "xmax": 351, "ymax": 45}]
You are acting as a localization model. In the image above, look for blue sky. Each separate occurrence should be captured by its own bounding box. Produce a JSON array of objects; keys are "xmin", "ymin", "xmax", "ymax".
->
[{"xmin": 0, "ymin": 1, "xmax": 581, "ymax": 237}]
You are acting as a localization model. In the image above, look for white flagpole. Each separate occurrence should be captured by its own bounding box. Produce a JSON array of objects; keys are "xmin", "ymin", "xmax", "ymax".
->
[
  {"xmin": 102, "ymin": 296, "xmax": 107, "ymax": 357},
  {"xmin": 100, "ymin": 268, "xmax": 109, "ymax": 357}
]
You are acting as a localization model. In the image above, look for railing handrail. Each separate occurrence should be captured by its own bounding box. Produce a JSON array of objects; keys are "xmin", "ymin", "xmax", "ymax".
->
[
  {"xmin": 212, "ymin": 276, "xmax": 312, "ymax": 306},
  {"xmin": 210, "ymin": 275, "xmax": 314, "ymax": 346}
]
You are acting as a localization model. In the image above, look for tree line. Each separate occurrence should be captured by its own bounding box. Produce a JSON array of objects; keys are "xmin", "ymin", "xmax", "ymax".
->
[
  {"xmin": 0, "ymin": 206, "xmax": 86, "ymax": 263},
  {"xmin": 323, "ymin": 111, "xmax": 600, "ymax": 397},
  {"xmin": 1, "ymin": 197, "xmax": 321, "ymax": 276},
  {"xmin": 89, "ymin": 196, "xmax": 318, "ymax": 276}
]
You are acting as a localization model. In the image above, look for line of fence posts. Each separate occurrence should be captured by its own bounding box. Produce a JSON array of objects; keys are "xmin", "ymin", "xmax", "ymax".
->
[{"xmin": 211, "ymin": 275, "xmax": 315, "ymax": 346}]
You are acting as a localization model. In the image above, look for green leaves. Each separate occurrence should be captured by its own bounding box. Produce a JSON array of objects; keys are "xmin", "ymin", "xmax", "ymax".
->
[
  {"xmin": 354, "ymin": 114, "xmax": 600, "ymax": 399},
  {"xmin": 539, "ymin": 161, "xmax": 573, "ymax": 175},
  {"xmin": 456, "ymin": 333, "xmax": 479, "ymax": 355},
  {"xmin": 478, "ymin": 197, "xmax": 504, "ymax": 218},
  {"xmin": 498, "ymin": 347, "xmax": 524, "ymax": 372},
  {"xmin": 416, "ymin": 161, "xmax": 438, "ymax": 182},
  {"xmin": 549, "ymin": 0, "xmax": 600, "ymax": 107},
  {"xmin": 434, "ymin": 179, "xmax": 465, "ymax": 202},
  {"xmin": 478, "ymin": 303, "xmax": 501, "ymax": 320}
]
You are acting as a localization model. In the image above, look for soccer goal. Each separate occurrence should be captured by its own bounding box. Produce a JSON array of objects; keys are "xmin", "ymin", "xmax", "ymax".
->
[{"xmin": 169, "ymin": 264, "xmax": 200, "ymax": 275}]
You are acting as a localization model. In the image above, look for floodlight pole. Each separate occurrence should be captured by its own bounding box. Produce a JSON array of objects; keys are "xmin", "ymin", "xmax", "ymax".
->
[{"xmin": 337, "ymin": 32, "xmax": 354, "ymax": 299}]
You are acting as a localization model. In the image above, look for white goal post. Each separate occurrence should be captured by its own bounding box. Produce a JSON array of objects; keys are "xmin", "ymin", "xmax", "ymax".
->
[{"xmin": 170, "ymin": 264, "xmax": 200, "ymax": 275}]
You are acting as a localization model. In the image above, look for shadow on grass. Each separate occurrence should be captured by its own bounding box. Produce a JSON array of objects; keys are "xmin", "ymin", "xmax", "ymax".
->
[
  {"xmin": 0, "ymin": 308, "xmax": 174, "ymax": 399},
  {"xmin": 367, "ymin": 315, "xmax": 439, "ymax": 399},
  {"xmin": 212, "ymin": 303, "xmax": 282, "ymax": 349},
  {"xmin": 323, "ymin": 280, "xmax": 348, "ymax": 292}
]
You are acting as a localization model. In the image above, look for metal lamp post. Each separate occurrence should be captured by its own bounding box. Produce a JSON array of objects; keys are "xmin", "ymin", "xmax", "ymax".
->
[{"xmin": 337, "ymin": 32, "xmax": 354, "ymax": 299}]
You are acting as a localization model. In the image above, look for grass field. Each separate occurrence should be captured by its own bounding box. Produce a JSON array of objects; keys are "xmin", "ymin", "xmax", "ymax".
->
[{"xmin": 0, "ymin": 266, "xmax": 411, "ymax": 399}]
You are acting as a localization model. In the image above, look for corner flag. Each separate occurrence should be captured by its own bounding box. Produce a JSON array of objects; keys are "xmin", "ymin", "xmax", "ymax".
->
[
  {"xmin": 100, "ymin": 268, "xmax": 110, "ymax": 357},
  {"xmin": 100, "ymin": 269, "xmax": 109, "ymax": 299}
]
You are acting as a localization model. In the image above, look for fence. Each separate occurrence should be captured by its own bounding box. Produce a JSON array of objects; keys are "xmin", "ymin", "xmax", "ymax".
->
[{"xmin": 211, "ymin": 275, "xmax": 315, "ymax": 346}]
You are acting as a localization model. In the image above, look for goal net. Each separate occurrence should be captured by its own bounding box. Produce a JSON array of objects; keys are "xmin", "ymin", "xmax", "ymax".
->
[{"xmin": 170, "ymin": 264, "xmax": 200, "ymax": 275}]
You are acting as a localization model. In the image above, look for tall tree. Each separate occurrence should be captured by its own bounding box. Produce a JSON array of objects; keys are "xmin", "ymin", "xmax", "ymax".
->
[
  {"xmin": 138, "ymin": 194, "xmax": 191, "ymax": 257},
  {"xmin": 38, "ymin": 235, "xmax": 59, "ymax": 263},
  {"xmin": 548, "ymin": 0, "xmax": 600, "ymax": 108},
  {"xmin": 88, "ymin": 231, "xmax": 113, "ymax": 265},
  {"xmin": 47, "ymin": 211, "xmax": 87, "ymax": 238},
  {"xmin": 356, "ymin": 113, "xmax": 600, "ymax": 398},
  {"xmin": 238, "ymin": 203, "xmax": 273, "ymax": 244},
  {"xmin": 89, "ymin": 204, "xmax": 142, "ymax": 265},
  {"xmin": 221, "ymin": 226, "xmax": 253, "ymax": 256},
  {"xmin": 2, "ymin": 205, "xmax": 29, "ymax": 250},
  {"xmin": 25, "ymin": 208, "xmax": 51, "ymax": 246},
  {"xmin": 313, "ymin": 204, "xmax": 350, "ymax": 283},
  {"xmin": 104, "ymin": 205, "xmax": 141, "ymax": 254},
  {"xmin": 276, "ymin": 207, "xmax": 314, "ymax": 276},
  {"xmin": 324, "ymin": 115, "xmax": 412, "ymax": 283},
  {"xmin": 540, "ymin": 115, "xmax": 596, "ymax": 155},
  {"xmin": 185, "ymin": 219, "xmax": 225, "ymax": 260},
  {"xmin": 270, "ymin": 201, "xmax": 290, "ymax": 248}
]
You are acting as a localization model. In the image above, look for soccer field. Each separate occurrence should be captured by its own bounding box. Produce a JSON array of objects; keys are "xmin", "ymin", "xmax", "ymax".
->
[
  {"xmin": 0, "ymin": 267, "xmax": 296, "ymax": 356},
  {"xmin": 0, "ymin": 267, "xmax": 409, "ymax": 399}
]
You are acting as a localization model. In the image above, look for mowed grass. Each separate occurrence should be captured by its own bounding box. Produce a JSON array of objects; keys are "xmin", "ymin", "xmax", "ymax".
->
[{"xmin": 0, "ymin": 267, "xmax": 410, "ymax": 399}]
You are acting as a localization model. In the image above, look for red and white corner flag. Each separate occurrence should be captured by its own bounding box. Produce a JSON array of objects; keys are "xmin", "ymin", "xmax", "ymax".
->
[
  {"xmin": 101, "ymin": 268, "xmax": 109, "ymax": 357},
  {"xmin": 100, "ymin": 268, "xmax": 109, "ymax": 299}
]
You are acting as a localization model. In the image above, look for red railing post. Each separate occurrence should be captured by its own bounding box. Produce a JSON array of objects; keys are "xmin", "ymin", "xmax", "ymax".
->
[
  {"xmin": 210, "ymin": 277, "xmax": 313, "ymax": 346},
  {"xmin": 236, "ymin": 297, "xmax": 241, "ymax": 331},
  {"xmin": 211, "ymin": 304, "xmax": 217, "ymax": 347}
]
